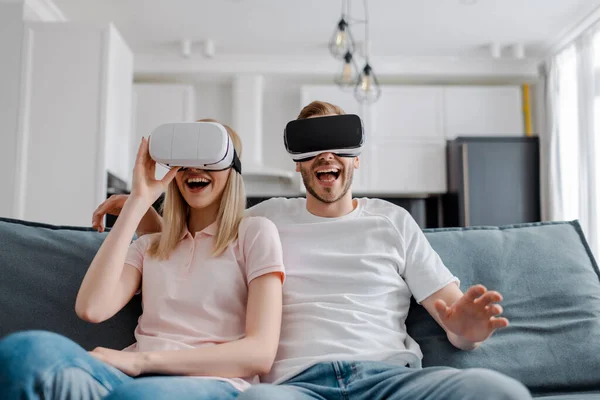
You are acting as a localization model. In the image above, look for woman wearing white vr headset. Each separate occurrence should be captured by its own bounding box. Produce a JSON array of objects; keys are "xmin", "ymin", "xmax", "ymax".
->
[{"xmin": 0, "ymin": 119, "xmax": 285, "ymax": 400}]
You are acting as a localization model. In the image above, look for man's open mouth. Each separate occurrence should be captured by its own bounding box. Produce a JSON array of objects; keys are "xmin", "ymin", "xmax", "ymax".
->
[{"xmin": 315, "ymin": 168, "xmax": 341, "ymax": 182}]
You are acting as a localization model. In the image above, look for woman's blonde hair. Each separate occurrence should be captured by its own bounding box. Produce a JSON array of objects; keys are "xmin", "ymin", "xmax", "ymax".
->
[{"xmin": 148, "ymin": 119, "xmax": 246, "ymax": 259}]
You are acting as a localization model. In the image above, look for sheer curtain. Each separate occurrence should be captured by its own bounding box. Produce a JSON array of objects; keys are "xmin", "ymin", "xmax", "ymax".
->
[{"xmin": 542, "ymin": 28, "xmax": 600, "ymax": 257}]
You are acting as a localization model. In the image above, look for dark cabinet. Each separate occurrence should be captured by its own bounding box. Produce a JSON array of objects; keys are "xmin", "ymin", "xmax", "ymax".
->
[{"xmin": 443, "ymin": 137, "xmax": 540, "ymax": 227}]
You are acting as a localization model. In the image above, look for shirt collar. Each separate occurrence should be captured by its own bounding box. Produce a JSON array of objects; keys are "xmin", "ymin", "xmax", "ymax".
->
[{"xmin": 179, "ymin": 221, "xmax": 219, "ymax": 240}]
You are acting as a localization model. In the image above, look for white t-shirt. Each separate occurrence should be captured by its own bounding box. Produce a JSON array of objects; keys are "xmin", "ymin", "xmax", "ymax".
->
[{"xmin": 246, "ymin": 197, "xmax": 459, "ymax": 384}]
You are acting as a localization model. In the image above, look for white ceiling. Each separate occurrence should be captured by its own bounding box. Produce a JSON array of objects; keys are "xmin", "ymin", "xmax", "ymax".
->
[{"xmin": 53, "ymin": 0, "xmax": 600, "ymax": 59}]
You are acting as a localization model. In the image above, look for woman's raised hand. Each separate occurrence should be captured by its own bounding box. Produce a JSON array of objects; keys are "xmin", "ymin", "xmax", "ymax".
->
[{"xmin": 130, "ymin": 137, "xmax": 179, "ymax": 206}]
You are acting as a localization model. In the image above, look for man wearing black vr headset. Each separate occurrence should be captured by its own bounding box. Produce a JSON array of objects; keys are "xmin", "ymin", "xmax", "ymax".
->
[{"xmin": 95, "ymin": 101, "xmax": 531, "ymax": 400}]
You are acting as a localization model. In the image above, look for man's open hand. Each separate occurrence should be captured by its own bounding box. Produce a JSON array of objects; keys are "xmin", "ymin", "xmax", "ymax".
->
[{"xmin": 434, "ymin": 284, "xmax": 509, "ymax": 345}]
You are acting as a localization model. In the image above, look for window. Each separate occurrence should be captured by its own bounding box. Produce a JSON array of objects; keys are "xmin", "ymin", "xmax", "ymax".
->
[
  {"xmin": 594, "ymin": 32, "xmax": 600, "ymax": 237},
  {"xmin": 556, "ymin": 45, "xmax": 579, "ymax": 221}
]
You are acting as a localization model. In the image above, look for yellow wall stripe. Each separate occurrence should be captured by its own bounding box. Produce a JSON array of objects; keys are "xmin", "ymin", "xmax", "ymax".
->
[{"xmin": 522, "ymin": 84, "xmax": 533, "ymax": 137}]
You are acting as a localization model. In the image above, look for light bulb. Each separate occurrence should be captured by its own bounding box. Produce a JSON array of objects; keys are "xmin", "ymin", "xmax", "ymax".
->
[
  {"xmin": 360, "ymin": 75, "xmax": 371, "ymax": 92},
  {"xmin": 335, "ymin": 51, "xmax": 358, "ymax": 89},
  {"xmin": 343, "ymin": 63, "xmax": 352, "ymax": 83},
  {"xmin": 335, "ymin": 31, "xmax": 346, "ymax": 49}
]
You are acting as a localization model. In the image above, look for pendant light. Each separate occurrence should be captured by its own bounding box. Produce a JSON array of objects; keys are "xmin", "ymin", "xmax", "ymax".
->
[
  {"xmin": 355, "ymin": 62, "xmax": 381, "ymax": 103},
  {"xmin": 354, "ymin": 0, "xmax": 381, "ymax": 104},
  {"xmin": 328, "ymin": 0, "xmax": 355, "ymax": 59},
  {"xmin": 334, "ymin": 51, "xmax": 360, "ymax": 89}
]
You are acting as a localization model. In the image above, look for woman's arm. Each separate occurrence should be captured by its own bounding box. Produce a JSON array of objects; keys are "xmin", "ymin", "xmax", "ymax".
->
[
  {"xmin": 139, "ymin": 272, "xmax": 283, "ymax": 377},
  {"xmin": 75, "ymin": 196, "xmax": 147, "ymax": 323},
  {"xmin": 77, "ymin": 137, "xmax": 178, "ymax": 323},
  {"xmin": 92, "ymin": 194, "xmax": 164, "ymax": 237}
]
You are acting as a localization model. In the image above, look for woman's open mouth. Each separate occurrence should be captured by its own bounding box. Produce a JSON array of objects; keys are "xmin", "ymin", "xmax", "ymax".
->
[{"xmin": 185, "ymin": 177, "xmax": 211, "ymax": 193}]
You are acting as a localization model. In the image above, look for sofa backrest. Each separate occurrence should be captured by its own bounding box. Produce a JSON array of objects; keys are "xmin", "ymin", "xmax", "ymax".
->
[
  {"xmin": 0, "ymin": 217, "xmax": 141, "ymax": 350},
  {"xmin": 2, "ymin": 217, "xmax": 600, "ymax": 394},
  {"xmin": 407, "ymin": 221, "xmax": 600, "ymax": 395}
]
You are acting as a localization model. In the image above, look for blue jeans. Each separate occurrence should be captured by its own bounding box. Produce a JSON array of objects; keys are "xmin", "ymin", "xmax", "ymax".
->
[
  {"xmin": 238, "ymin": 361, "xmax": 532, "ymax": 400},
  {"xmin": 0, "ymin": 330, "xmax": 240, "ymax": 400}
]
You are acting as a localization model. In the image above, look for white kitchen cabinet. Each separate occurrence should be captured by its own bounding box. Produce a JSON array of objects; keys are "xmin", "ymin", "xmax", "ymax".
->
[
  {"xmin": 443, "ymin": 86, "xmax": 524, "ymax": 138},
  {"xmin": 367, "ymin": 86, "xmax": 447, "ymax": 194},
  {"xmin": 366, "ymin": 141, "xmax": 447, "ymax": 195},
  {"xmin": 370, "ymin": 86, "xmax": 444, "ymax": 140},
  {"xmin": 10, "ymin": 22, "xmax": 133, "ymax": 226},
  {"xmin": 132, "ymin": 84, "xmax": 196, "ymax": 181}
]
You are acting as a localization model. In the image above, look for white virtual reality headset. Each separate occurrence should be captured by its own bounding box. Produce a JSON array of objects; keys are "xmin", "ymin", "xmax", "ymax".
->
[{"xmin": 148, "ymin": 122, "xmax": 241, "ymax": 174}]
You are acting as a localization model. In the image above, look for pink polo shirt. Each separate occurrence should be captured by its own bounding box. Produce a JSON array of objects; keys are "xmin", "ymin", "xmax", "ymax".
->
[{"xmin": 122, "ymin": 216, "xmax": 285, "ymax": 391}]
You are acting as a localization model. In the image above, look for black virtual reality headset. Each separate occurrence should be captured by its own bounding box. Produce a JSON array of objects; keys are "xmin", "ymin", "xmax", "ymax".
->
[
  {"xmin": 283, "ymin": 114, "xmax": 364, "ymax": 162},
  {"xmin": 148, "ymin": 122, "xmax": 241, "ymax": 174}
]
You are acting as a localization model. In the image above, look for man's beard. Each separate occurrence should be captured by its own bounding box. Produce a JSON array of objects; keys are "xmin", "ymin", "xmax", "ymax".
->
[{"xmin": 300, "ymin": 164, "xmax": 354, "ymax": 204}]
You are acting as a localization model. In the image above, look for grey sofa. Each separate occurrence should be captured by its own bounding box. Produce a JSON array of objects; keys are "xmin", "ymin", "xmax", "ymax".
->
[{"xmin": 1, "ymin": 216, "xmax": 599, "ymax": 399}]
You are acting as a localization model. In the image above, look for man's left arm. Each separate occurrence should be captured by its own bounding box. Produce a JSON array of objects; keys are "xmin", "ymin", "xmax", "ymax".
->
[
  {"xmin": 397, "ymin": 208, "xmax": 509, "ymax": 351},
  {"xmin": 420, "ymin": 282, "xmax": 509, "ymax": 351}
]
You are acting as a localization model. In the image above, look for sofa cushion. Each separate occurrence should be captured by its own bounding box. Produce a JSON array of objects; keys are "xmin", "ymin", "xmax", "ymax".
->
[
  {"xmin": 406, "ymin": 221, "xmax": 600, "ymax": 395},
  {"xmin": 533, "ymin": 393, "xmax": 600, "ymax": 399},
  {"xmin": 0, "ymin": 217, "xmax": 141, "ymax": 350}
]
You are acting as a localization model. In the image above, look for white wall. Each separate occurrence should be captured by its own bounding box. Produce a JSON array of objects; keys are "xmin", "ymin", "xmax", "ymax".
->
[
  {"xmin": 232, "ymin": 75, "xmax": 264, "ymax": 167},
  {"xmin": 22, "ymin": 24, "xmax": 105, "ymax": 225},
  {"xmin": 262, "ymin": 77, "xmax": 304, "ymax": 174},
  {"xmin": 194, "ymin": 78, "xmax": 301, "ymax": 173},
  {"xmin": 15, "ymin": 23, "xmax": 133, "ymax": 226},
  {"xmin": 195, "ymin": 81, "xmax": 233, "ymax": 126},
  {"xmin": 132, "ymin": 83, "xmax": 195, "ymax": 182},
  {"xmin": 193, "ymin": 78, "xmax": 304, "ymax": 197},
  {"xmin": 0, "ymin": 1, "xmax": 25, "ymax": 218},
  {"xmin": 105, "ymin": 26, "xmax": 134, "ymax": 182}
]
